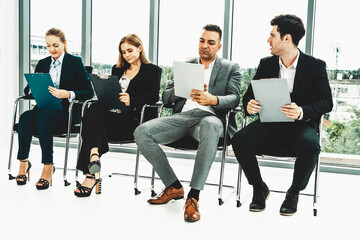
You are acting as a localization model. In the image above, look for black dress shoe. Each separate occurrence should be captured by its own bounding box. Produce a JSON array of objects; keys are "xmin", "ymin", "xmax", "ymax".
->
[
  {"xmin": 250, "ymin": 183, "xmax": 270, "ymax": 212},
  {"xmin": 280, "ymin": 191, "xmax": 299, "ymax": 216}
]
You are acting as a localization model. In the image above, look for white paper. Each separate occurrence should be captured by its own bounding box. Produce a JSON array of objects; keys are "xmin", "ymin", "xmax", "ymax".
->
[
  {"xmin": 173, "ymin": 61, "xmax": 204, "ymax": 99},
  {"xmin": 251, "ymin": 78, "xmax": 294, "ymax": 122}
]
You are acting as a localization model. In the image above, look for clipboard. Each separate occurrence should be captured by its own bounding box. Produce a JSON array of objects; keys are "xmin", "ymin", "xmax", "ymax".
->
[
  {"xmin": 89, "ymin": 74, "xmax": 128, "ymax": 111},
  {"xmin": 173, "ymin": 61, "xmax": 204, "ymax": 99},
  {"xmin": 251, "ymin": 78, "xmax": 294, "ymax": 122},
  {"xmin": 24, "ymin": 73, "xmax": 63, "ymax": 110}
]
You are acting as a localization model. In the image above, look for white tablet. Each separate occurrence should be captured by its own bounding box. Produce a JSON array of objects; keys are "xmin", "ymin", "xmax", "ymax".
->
[{"xmin": 173, "ymin": 61, "xmax": 204, "ymax": 99}]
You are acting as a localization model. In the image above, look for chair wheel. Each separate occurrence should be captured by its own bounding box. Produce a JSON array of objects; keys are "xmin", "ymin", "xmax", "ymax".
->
[
  {"xmin": 8, "ymin": 174, "xmax": 16, "ymax": 180},
  {"xmin": 236, "ymin": 201, "xmax": 242, "ymax": 208},
  {"xmin": 134, "ymin": 188, "xmax": 141, "ymax": 195},
  {"xmin": 64, "ymin": 180, "xmax": 71, "ymax": 187},
  {"xmin": 313, "ymin": 209, "xmax": 317, "ymax": 216},
  {"xmin": 151, "ymin": 190, "xmax": 157, "ymax": 197},
  {"xmin": 218, "ymin": 198, "xmax": 224, "ymax": 205}
]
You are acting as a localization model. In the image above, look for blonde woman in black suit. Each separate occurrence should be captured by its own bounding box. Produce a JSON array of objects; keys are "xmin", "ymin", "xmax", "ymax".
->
[
  {"xmin": 16, "ymin": 28, "xmax": 93, "ymax": 190},
  {"xmin": 74, "ymin": 34, "xmax": 162, "ymax": 197}
]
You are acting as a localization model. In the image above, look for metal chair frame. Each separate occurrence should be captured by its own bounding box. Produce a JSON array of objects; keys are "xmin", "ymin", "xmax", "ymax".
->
[
  {"xmin": 74, "ymin": 100, "xmax": 163, "ymax": 195},
  {"xmin": 149, "ymin": 107, "xmax": 242, "ymax": 205},
  {"xmin": 8, "ymin": 95, "xmax": 83, "ymax": 186},
  {"xmin": 235, "ymin": 115, "xmax": 324, "ymax": 216}
]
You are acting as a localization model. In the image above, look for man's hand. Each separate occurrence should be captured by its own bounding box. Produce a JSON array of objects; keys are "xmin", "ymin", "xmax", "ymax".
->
[
  {"xmin": 119, "ymin": 92, "xmax": 130, "ymax": 106},
  {"xmin": 190, "ymin": 89, "xmax": 218, "ymax": 106},
  {"xmin": 48, "ymin": 87, "xmax": 70, "ymax": 99},
  {"xmin": 281, "ymin": 102, "xmax": 301, "ymax": 120},
  {"xmin": 247, "ymin": 99, "xmax": 261, "ymax": 114}
]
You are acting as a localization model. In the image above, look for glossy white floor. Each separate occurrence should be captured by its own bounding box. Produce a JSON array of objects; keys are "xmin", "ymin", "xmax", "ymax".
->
[{"xmin": 1, "ymin": 144, "xmax": 359, "ymax": 240}]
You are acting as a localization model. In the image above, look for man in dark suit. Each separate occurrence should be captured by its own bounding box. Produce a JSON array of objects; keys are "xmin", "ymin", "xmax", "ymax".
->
[
  {"xmin": 134, "ymin": 24, "xmax": 241, "ymax": 222},
  {"xmin": 231, "ymin": 14, "xmax": 333, "ymax": 216}
]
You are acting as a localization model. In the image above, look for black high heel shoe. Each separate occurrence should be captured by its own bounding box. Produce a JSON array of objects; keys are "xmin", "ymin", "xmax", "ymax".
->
[
  {"xmin": 16, "ymin": 160, "xmax": 32, "ymax": 185},
  {"xmin": 74, "ymin": 175, "xmax": 102, "ymax": 197},
  {"xmin": 88, "ymin": 153, "xmax": 101, "ymax": 180},
  {"xmin": 36, "ymin": 164, "xmax": 55, "ymax": 190}
]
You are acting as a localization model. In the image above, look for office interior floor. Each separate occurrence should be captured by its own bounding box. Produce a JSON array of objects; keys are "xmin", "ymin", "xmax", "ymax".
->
[{"xmin": 1, "ymin": 144, "xmax": 359, "ymax": 240}]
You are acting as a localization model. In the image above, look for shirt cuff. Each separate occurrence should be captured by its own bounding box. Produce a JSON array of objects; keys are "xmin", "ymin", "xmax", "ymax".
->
[
  {"xmin": 68, "ymin": 91, "xmax": 75, "ymax": 102},
  {"xmin": 298, "ymin": 107, "xmax": 304, "ymax": 120}
]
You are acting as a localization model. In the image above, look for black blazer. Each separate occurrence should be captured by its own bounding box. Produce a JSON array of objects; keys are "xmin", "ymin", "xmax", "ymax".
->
[
  {"xmin": 25, "ymin": 53, "xmax": 94, "ymax": 121},
  {"xmin": 111, "ymin": 63, "xmax": 162, "ymax": 121},
  {"xmin": 243, "ymin": 50, "xmax": 333, "ymax": 131}
]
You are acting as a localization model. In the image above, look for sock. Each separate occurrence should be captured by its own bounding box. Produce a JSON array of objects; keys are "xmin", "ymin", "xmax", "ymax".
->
[
  {"xmin": 187, "ymin": 188, "xmax": 200, "ymax": 201},
  {"xmin": 170, "ymin": 179, "xmax": 182, "ymax": 189}
]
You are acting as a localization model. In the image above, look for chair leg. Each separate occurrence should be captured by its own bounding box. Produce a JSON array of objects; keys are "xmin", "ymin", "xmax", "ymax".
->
[
  {"xmin": 151, "ymin": 167, "xmax": 156, "ymax": 197},
  {"xmin": 63, "ymin": 134, "xmax": 71, "ymax": 187},
  {"xmin": 313, "ymin": 155, "xmax": 321, "ymax": 216},
  {"xmin": 134, "ymin": 148, "xmax": 141, "ymax": 195},
  {"xmin": 8, "ymin": 131, "xmax": 16, "ymax": 180},
  {"xmin": 218, "ymin": 146, "xmax": 227, "ymax": 206},
  {"xmin": 236, "ymin": 164, "xmax": 243, "ymax": 208}
]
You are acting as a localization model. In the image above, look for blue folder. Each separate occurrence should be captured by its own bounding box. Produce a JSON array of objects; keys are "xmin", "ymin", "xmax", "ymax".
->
[{"xmin": 24, "ymin": 73, "xmax": 63, "ymax": 110}]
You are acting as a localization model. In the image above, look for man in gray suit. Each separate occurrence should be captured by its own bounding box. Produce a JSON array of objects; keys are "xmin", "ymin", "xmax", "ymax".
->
[{"xmin": 134, "ymin": 24, "xmax": 241, "ymax": 222}]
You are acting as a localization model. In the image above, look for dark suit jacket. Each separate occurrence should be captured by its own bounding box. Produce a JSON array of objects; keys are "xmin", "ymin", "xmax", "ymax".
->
[
  {"xmin": 25, "ymin": 53, "xmax": 94, "ymax": 122},
  {"xmin": 243, "ymin": 50, "xmax": 333, "ymax": 131},
  {"xmin": 162, "ymin": 56, "xmax": 241, "ymax": 138},
  {"xmin": 111, "ymin": 63, "xmax": 162, "ymax": 121}
]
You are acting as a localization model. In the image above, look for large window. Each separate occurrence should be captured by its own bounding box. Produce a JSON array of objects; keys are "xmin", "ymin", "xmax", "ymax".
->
[
  {"xmin": 313, "ymin": 0, "xmax": 360, "ymax": 158},
  {"xmin": 92, "ymin": 0, "xmax": 150, "ymax": 75},
  {"xmin": 30, "ymin": 0, "xmax": 82, "ymax": 72},
  {"xmin": 232, "ymin": 0, "xmax": 308, "ymax": 69},
  {"xmin": 158, "ymin": 0, "xmax": 224, "ymax": 67}
]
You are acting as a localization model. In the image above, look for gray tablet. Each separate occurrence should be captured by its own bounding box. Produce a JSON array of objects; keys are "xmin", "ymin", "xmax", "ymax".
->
[
  {"xmin": 24, "ymin": 73, "xmax": 63, "ymax": 110},
  {"xmin": 251, "ymin": 78, "xmax": 294, "ymax": 122},
  {"xmin": 89, "ymin": 74, "xmax": 128, "ymax": 111}
]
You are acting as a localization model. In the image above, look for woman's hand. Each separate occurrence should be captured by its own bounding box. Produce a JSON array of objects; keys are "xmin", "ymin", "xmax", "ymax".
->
[
  {"xmin": 119, "ymin": 92, "xmax": 130, "ymax": 106},
  {"xmin": 48, "ymin": 87, "xmax": 70, "ymax": 99}
]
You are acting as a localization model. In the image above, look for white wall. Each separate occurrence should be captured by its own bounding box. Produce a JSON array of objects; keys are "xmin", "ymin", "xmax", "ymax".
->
[{"xmin": 0, "ymin": 0, "xmax": 19, "ymax": 150}]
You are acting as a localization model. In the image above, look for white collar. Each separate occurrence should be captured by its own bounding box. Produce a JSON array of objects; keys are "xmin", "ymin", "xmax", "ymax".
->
[
  {"xmin": 51, "ymin": 51, "xmax": 65, "ymax": 64},
  {"xmin": 199, "ymin": 57, "xmax": 216, "ymax": 69}
]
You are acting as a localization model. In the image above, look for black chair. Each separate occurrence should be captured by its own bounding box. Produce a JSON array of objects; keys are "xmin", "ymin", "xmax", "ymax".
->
[
  {"xmin": 8, "ymin": 66, "xmax": 94, "ymax": 186},
  {"xmin": 74, "ymin": 100, "xmax": 163, "ymax": 195},
  {"xmin": 235, "ymin": 115, "xmax": 324, "ymax": 216},
  {"xmin": 149, "ymin": 107, "xmax": 241, "ymax": 205},
  {"xmin": 7, "ymin": 95, "xmax": 83, "ymax": 187}
]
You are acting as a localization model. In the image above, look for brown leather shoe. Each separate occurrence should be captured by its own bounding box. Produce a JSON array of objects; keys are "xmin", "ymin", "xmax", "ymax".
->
[
  {"xmin": 184, "ymin": 198, "xmax": 200, "ymax": 222},
  {"xmin": 148, "ymin": 186, "xmax": 184, "ymax": 204}
]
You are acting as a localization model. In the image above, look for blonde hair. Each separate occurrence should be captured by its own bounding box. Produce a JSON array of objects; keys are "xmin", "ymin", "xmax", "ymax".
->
[
  {"xmin": 45, "ymin": 27, "xmax": 68, "ymax": 53},
  {"xmin": 116, "ymin": 34, "xmax": 150, "ymax": 68}
]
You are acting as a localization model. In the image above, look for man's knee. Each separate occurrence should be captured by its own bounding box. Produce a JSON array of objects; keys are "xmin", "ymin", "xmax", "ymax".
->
[
  {"xmin": 231, "ymin": 129, "xmax": 251, "ymax": 149},
  {"xmin": 297, "ymin": 130, "xmax": 320, "ymax": 155},
  {"xmin": 134, "ymin": 122, "xmax": 151, "ymax": 142},
  {"xmin": 199, "ymin": 117, "xmax": 223, "ymax": 136}
]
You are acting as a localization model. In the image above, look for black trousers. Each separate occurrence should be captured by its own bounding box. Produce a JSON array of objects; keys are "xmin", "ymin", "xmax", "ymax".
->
[
  {"xmin": 76, "ymin": 103, "xmax": 139, "ymax": 174},
  {"xmin": 17, "ymin": 108, "xmax": 69, "ymax": 164},
  {"xmin": 231, "ymin": 120, "xmax": 320, "ymax": 192}
]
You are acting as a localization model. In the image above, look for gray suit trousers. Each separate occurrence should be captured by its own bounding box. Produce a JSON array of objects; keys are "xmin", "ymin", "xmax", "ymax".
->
[{"xmin": 134, "ymin": 109, "xmax": 223, "ymax": 190}]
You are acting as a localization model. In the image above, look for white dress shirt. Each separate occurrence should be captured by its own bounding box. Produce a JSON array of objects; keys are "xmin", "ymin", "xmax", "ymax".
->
[
  {"xmin": 181, "ymin": 58, "xmax": 216, "ymax": 114},
  {"xmin": 50, "ymin": 52, "xmax": 75, "ymax": 102},
  {"xmin": 279, "ymin": 49, "xmax": 303, "ymax": 120}
]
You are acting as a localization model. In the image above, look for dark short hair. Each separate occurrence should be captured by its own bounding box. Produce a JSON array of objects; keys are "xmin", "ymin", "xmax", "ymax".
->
[
  {"xmin": 270, "ymin": 14, "xmax": 305, "ymax": 46},
  {"xmin": 203, "ymin": 24, "xmax": 222, "ymax": 42}
]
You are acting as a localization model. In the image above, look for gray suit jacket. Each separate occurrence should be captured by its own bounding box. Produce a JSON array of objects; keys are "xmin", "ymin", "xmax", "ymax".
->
[{"xmin": 162, "ymin": 56, "xmax": 241, "ymax": 137}]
